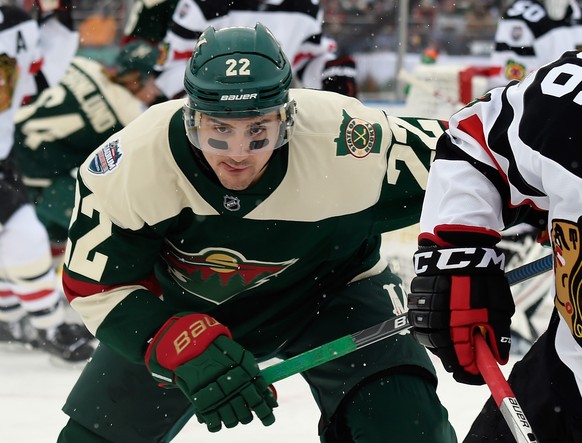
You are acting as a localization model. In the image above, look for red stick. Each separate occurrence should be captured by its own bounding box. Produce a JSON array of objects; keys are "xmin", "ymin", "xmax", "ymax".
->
[{"xmin": 474, "ymin": 334, "xmax": 538, "ymax": 443}]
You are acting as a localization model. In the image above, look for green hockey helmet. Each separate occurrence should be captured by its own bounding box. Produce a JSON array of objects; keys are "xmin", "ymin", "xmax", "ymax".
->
[
  {"xmin": 114, "ymin": 40, "xmax": 159, "ymax": 82},
  {"xmin": 183, "ymin": 23, "xmax": 296, "ymax": 155}
]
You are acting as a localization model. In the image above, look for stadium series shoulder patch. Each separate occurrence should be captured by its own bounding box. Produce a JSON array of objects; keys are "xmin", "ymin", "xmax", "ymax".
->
[{"xmin": 88, "ymin": 139, "xmax": 123, "ymax": 175}]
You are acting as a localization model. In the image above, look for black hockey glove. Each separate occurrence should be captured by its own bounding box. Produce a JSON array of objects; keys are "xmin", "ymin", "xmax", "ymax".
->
[
  {"xmin": 408, "ymin": 246, "xmax": 515, "ymax": 385},
  {"xmin": 321, "ymin": 56, "xmax": 358, "ymax": 98}
]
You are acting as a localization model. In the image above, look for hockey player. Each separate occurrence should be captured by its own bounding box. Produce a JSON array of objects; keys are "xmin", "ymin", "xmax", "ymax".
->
[
  {"xmin": 407, "ymin": 50, "xmax": 582, "ymax": 441},
  {"xmin": 490, "ymin": 0, "xmax": 582, "ymax": 88},
  {"xmin": 56, "ymin": 24, "xmax": 457, "ymax": 443},
  {"xmin": 485, "ymin": 0, "xmax": 579, "ymax": 350},
  {"xmin": 122, "ymin": 0, "xmax": 179, "ymax": 45},
  {"xmin": 13, "ymin": 40, "xmax": 160, "ymax": 248},
  {"xmin": 0, "ymin": 1, "xmax": 95, "ymax": 363},
  {"xmin": 122, "ymin": 0, "xmax": 358, "ymax": 100}
]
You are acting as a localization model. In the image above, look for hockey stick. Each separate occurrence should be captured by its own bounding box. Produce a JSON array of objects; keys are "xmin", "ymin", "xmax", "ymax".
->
[
  {"xmin": 261, "ymin": 313, "xmax": 410, "ymax": 384},
  {"xmin": 261, "ymin": 253, "xmax": 553, "ymax": 383},
  {"xmin": 474, "ymin": 333, "xmax": 538, "ymax": 443},
  {"xmin": 164, "ymin": 255, "xmax": 553, "ymax": 442},
  {"xmin": 506, "ymin": 253, "xmax": 552, "ymax": 286}
]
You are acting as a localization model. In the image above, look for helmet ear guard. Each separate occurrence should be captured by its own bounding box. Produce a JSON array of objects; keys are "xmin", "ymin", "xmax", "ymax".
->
[{"xmin": 182, "ymin": 23, "xmax": 295, "ymax": 154}]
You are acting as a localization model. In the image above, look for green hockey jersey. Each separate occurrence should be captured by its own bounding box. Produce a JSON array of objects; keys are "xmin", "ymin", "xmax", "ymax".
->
[{"xmin": 63, "ymin": 89, "xmax": 447, "ymax": 362}]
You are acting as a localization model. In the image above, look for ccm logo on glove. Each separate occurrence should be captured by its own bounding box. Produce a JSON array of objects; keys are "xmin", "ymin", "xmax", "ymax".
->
[
  {"xmin": 414, "ymin": 247, "xmax": 505, "ymax": 275},
  {"xmin": 408, "ymin": 245, "xmax": 515, "ymax": 385}
]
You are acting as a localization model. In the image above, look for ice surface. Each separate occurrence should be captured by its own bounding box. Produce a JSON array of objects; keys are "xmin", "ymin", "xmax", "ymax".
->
[{"xmin": 0, "ymin": 344, "xmax": 518, "ymax": 442}]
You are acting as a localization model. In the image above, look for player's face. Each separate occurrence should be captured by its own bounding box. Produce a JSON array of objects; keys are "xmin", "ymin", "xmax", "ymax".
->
[
  {"xmin": 195, "ymin": 112, "xmax": 283, "ymax": 155},
  {"xmin": 200, "ymin": 114, "xmax": 275, "ymax": 190},
  {"xmin": 117, "ymin": 71, "xmax": 142, "ymax": 93}
]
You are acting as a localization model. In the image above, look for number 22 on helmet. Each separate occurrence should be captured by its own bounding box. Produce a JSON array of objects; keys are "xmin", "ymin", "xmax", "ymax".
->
[{"xmin": 183, "ymin": 23, "xmax": 296, "ymax": 157}]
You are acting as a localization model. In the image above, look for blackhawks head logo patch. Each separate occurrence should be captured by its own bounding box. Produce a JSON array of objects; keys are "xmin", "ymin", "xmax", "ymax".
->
[
  {"xmin": 504, "ymin": 59, "xmax": 526, "ymax": 81},
  {"xmin": 335, "ymin": 110, "xmax": 382, "ymax": 157},
  {"xmin": 0, "ymin": 53, "xmax": 18, "ymax": 113},
  {"xmin": 552, "ymin": 218, "xmax": 582, "ymax": 345},
  {"xmin": 88, "ymin": 139, "xmax": 123, "ymax": 174}
]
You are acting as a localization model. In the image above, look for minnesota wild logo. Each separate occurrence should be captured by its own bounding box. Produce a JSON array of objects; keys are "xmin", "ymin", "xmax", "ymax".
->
[
  {"xmin": 162, "ymin": 242, "xmax": 298, "ymax": 304},
  {"xmin": 335, "ymin": 110, "xmax": 382, "ymax": 158}
]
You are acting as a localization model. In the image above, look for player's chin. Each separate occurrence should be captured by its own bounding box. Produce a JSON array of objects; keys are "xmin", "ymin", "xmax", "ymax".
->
[{"xmin": 217, "ymin": 174, "xmax": 254, "ymax": 191}]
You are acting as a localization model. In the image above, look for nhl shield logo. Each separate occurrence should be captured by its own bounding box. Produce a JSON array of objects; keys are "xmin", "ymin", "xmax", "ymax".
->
[{"xmin": 223, "ymin": 195, "xmax": 240, "ymax": 211}]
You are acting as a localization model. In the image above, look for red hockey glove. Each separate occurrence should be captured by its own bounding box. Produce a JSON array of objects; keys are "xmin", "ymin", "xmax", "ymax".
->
[
  {"xmin": 145, "ymin": 313, "xmax": 277, "ymax": 432},
  {"xmin": 408, "ymin": 246, "xmax": 515, "ymax": 385},
  {"xmin": 321, "ymin": 56, "xmax": 358, "ymax": 98}
]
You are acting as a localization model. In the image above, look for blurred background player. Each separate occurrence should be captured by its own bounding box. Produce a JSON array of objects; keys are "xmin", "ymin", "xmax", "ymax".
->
[
  {"xmin": 490, "ymin": 0, "xmax": 582, "ymax": 88},
  {"xmin": 122, "ymin": 0, "xmax": 179, "ymax": 46},
  {"xmin": 13, "ymin": 40, "xmax": 160, "ymax": 250},
  {"xmin": 0, "ymin": 0, "xmax": 94, "ymax": 363},
  {"xmin": 122, "ymin": 0, "xmax": 358, "ymax": 100}
]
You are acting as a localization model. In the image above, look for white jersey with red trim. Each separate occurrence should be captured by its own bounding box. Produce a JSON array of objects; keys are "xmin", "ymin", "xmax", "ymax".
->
[
  {"xmin": 0, "ymin": 5, "xmax": 78, "ymax": 160},
  {"xmin": 490, "ymin": 0, "xmax": 582, "ymax": 88},
  {"xmin": 154, "ymin": 0, "xmax": 335, "ymax": 98},
  {"xmin": 420, "ymin": 50, "xmax": 582, "ymax": 393}
]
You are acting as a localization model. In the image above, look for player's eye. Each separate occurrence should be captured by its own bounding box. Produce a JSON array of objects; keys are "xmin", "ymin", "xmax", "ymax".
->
[
  {"xmin": 249, "ymin": 125, "xmax": 265, "ymax": 137},
  {"xmin": 213, "ymin": 125, "xmax": 231, "ymax": 134}
]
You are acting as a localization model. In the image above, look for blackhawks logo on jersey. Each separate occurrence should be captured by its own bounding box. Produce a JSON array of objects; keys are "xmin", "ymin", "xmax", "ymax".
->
[
  {"xmin": 162, "ymin": 242, "xmax": 297, "ymax": 304},
  {"xmin": 552, "ymin": 218, "xmax": 582, "ymax": 345},
  {"xmin": 504, "ymin": 59, "xmax": 526, "ymax": 81},
  {"xmin": 0, "ymin": 53, "xmax": 18, "ymax": 113},
  {"xmin": 335, "ymin": 110, "xmax": 382, "ymax": 158}
]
